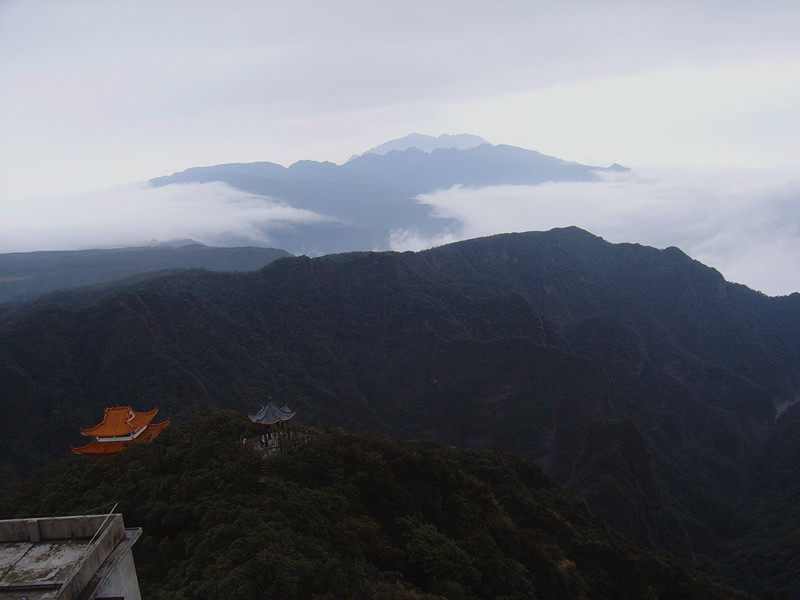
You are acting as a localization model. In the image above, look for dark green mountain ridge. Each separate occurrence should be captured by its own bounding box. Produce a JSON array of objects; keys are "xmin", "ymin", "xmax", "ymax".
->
[{"xmin": 1, "ymin": 227, "xmax": 798, "ymax": 596}]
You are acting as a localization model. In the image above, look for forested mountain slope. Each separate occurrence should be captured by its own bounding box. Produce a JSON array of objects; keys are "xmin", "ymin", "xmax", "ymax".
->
[
  {"xmin": 1, "ymin": 227, "xmax": 798, "ymax": 596},
  {"xmin": 0, "ymin": 411, "xmax": 755, "ymax": 600}
]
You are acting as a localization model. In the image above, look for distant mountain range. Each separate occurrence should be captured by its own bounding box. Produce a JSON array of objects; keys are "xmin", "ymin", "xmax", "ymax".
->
[
  {"xmin": 0, "ymin": 134, "xmax": 625, "ymax": 305},
  {"xmin": 0, "ymin": 244, "xmax": 289, "ymax": 306},
  {"xmin": 149, "ymin": 134, "xmax": 627, "ymax": 256}
]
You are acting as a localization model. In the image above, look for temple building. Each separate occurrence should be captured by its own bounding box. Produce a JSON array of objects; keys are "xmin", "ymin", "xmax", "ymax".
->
[
  {"xmin": 248, "ymin": 402, "xmax": 296, "ymax": 455},
  {"xmin": 72, "ymin": 406, "xmax": 170, "ymax": 456}
]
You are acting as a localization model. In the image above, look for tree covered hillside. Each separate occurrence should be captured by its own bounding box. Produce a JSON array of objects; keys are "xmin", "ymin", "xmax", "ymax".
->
[{"xmin": 0, "ymin": 411, "xmax": 754, "ymax": 600}]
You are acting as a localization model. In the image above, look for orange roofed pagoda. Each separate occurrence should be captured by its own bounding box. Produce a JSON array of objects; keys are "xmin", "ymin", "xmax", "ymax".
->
[{"xmin": 72, "ymin": 406, "xmax": 170, "ymax": 456}]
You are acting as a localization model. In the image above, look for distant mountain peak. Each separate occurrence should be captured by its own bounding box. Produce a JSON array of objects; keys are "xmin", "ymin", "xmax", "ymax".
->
[{"xmin": 353, "ymin": 133, "xmax": 489, "ymax": 160}]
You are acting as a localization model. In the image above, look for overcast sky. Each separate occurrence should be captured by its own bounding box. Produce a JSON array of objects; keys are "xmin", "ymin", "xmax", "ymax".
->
[{"xmin": 1, "ymin": 0, "xmax": 799, "ymax": 294}]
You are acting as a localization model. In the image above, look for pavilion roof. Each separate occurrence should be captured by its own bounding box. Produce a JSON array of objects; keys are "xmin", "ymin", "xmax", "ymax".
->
[
  {"xmin": 72, "ymin": 415, "xmax": 169, "ymax": 455},
  {"xmin": 249, "ymin": 402, "xmax": 296, "ymax": 425},
  {"xmin": 71, "ymin": 439, "xmax": 128, "ymax": 455},
  {"xmin": 136, "ymin": 418, "xmax": 170, "ymax": 442},
  {"xmin": 80, "ymin": 406, "xmax": 159, "ymax": 437}
]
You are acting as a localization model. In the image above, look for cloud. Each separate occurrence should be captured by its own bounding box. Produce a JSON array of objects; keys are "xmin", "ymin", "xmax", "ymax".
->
[
  {"xmin": 391, "ymin": 168, "xmax": 800, "ymax": 296},
  {"xmin": 2, "ymin": 0, "xmax": 800, "ymax": 204},
  {"xmin": 0, "ymin": 182, "xmax": 332, "ymax": 252}
]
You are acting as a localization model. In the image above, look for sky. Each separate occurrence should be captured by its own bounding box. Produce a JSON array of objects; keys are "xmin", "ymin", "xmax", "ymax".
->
[{"xmin": 1, "ymin": 0, "xmax": 799, "ymax": 294}]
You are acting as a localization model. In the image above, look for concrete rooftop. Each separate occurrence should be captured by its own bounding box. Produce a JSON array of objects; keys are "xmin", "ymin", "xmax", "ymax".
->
[{"xmin": 0, "ymin": 515, "xmax": 141, "ymax": 600}]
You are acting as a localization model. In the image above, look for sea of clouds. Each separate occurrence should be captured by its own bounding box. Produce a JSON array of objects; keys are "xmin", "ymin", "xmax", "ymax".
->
[
  {"xmin": 390, "ymin": 167, "xmax": 800, "ymax": 296},
  {"xmin": 2, "ymin": 168, "xmax": 798, "ymax": 296},
  {"xmin": 0, "ymin": 181, "xmax": 332, "ymax": 253}
]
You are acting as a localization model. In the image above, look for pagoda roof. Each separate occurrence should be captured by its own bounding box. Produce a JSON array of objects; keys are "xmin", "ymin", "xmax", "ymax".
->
[
  {"xmin": 72, "ymin": 417, "xmax": 169, "ymax": 455},
  {"xmin": 136, "ymin": 418, "xmax": 170, "ymax": 442},
  {"xmin": 80, "ymin": 406, "xmax": 160, "ymax": 438},
  {"xmin": 71, "ymin": 439, "xmax": 128, "ymax": 455},
  {"xmin": 249, "ymin": 402, "xmax": 296, "ymax": 425}
]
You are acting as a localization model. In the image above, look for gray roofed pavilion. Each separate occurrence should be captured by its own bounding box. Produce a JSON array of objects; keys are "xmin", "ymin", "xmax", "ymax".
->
[{"xmin": 248, "ymin": 402, "xmax": 296, "ymax": 425}]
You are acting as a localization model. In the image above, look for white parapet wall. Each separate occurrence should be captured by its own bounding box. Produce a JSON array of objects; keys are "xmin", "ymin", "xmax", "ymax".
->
[{"xmin": 0, "ymin": 514, "xmax": 142, "ymax": 600}]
